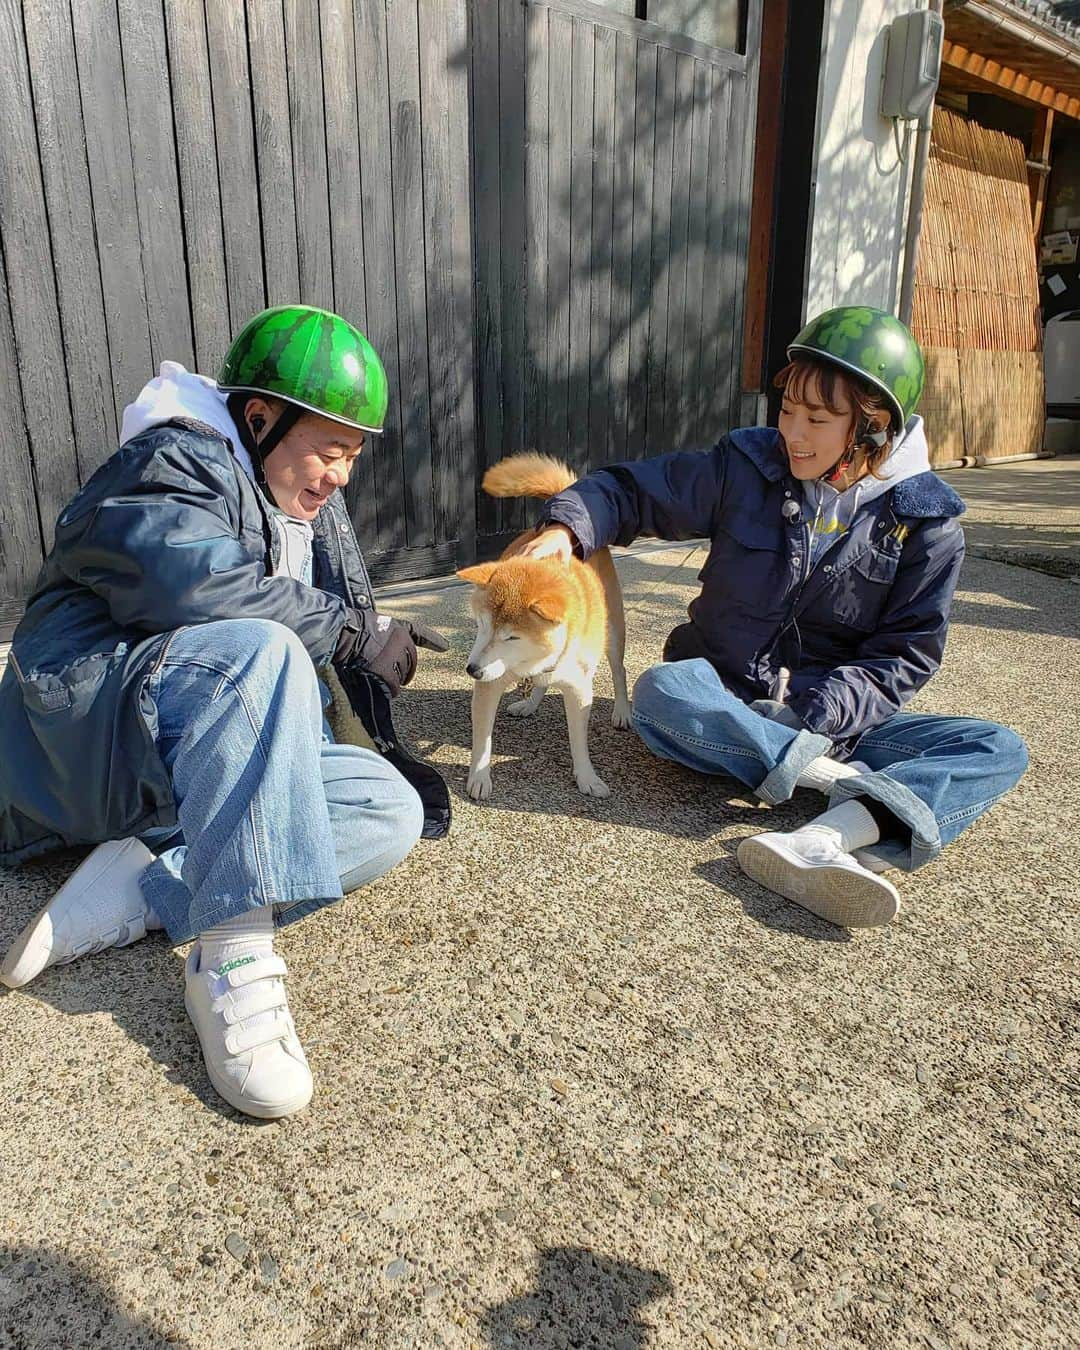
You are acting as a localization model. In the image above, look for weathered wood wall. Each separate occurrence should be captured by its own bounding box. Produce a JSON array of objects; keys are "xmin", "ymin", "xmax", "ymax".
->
[
  {"xmin": 472, "ymin": 0, "xmax": 760, "ymax": 540},
  {"xmin": 0, "ymin": 0, "xmax": 760, "ymax": 623}
]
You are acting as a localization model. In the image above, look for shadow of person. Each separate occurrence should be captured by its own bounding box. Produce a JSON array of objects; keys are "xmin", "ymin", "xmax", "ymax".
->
[
  {"xmin": 481, "ymin": 1246, "xmax": 673, "ymax": 1350},
  {"xmin": 694, "ymin": 837, "xmax": 853, "ymax": 945},
  {"xmin": 0, "ymin": 1243, "xmax": 175, "ymax": 1347},
  {"xmin": 0, "ymin": 853, "xmax": 258, "ymax": 1124}
]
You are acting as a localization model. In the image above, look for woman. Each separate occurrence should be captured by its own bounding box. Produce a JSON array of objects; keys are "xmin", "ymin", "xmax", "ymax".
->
[{"xmin": 519, "ymin": 306, "xmax": 1028, "ymax": 929}]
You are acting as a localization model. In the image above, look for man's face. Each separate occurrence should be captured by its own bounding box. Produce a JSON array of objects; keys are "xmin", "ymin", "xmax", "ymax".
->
[{"xmin": 255, "ymin": 401, "xmax": 366, "ymax": 520}]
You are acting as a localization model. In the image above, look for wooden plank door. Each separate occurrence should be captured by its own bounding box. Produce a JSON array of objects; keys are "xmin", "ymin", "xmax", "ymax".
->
[{"xmin": 471, "ymin": 0, "xmax": 763, "ymax": 553}]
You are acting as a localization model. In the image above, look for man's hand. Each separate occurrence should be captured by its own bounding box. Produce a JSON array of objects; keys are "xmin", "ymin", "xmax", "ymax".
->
[
  {"xmin": 400, "ymin": 619, "xmax": 450, "ymax": 653},
  {"xmin": 508, "ymin": 524, "xmax": 576, "ymax": 563},
  {"xmin": 333, "ymin": 608, "xmax": 449, "ymax": 699}
]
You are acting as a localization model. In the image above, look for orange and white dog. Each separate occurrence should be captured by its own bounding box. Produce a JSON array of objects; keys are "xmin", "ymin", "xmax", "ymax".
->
[{"xmin": 457, "ymin": 454, "xmax": 631, "ymax": 800}]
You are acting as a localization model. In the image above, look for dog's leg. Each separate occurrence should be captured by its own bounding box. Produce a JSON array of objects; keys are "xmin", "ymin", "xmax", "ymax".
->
[
  {"xmin": 561, "ymin": 679, "xmax": 610, "ymax": 797},
  {"xmin": 506, "ymin": 683, "xmax": 545, "ymax": 719},
  {"xmin": 467, "ymin": 679, "xmax": 505, "ymax": 800}
]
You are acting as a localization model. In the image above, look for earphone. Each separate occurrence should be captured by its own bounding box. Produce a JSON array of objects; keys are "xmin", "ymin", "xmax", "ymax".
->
[
  {"xmin": 821, "ymin": 416, "xmax": 890, "ymax": 483},
  {"xmin": 860, "ymin": 424, "xmax": 889, "ymax": 449}
]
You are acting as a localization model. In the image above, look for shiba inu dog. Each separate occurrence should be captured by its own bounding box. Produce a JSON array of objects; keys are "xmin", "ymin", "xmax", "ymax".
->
[{"xmin": 457, "ymin": 454, "xmax": 631, "ymax": 800}]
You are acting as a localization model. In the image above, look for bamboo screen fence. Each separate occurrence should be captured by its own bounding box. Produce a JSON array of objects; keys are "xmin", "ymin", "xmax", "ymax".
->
[{"xmin": 911, "ymin": 107, "xmax": 1044, "ymax": 465}]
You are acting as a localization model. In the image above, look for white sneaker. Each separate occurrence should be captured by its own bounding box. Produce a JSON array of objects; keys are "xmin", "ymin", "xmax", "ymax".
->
[
  {"xmin": 852, "ymin": 848, "xmax": 895, "ymax": 875},
  {"xmin": 737, "ymin": 826, "xmax": 901, "ymax": 929},
  {"xmin": 0, "ymin": 838, "xmax": 159, "ymax": 989},
  {"xmin": 184, "ymin": 944, "xmax": 313, "ymax": 1119}
]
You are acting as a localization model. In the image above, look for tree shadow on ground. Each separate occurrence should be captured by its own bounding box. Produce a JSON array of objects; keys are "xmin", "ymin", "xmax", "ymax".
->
[
  {"xmin": 480, "ymin": 1246, "xmax": 672, "ymax": 1350},
  {"xmin": 0, "ymin": 1243, "xmax": 175, "ymax": 1347},
  {"xmin": 950, "ymin": 589, "xmax": 1080, "ymax": 640}
]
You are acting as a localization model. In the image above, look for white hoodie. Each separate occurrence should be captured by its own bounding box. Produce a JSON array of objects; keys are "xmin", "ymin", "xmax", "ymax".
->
[
  {"xmin": 120, "ymin": 361, "xmax": 314, "ymax": 584},
  {"xmin": 801, "ymin": 414, "xmax": 931, "ymax": 568}
]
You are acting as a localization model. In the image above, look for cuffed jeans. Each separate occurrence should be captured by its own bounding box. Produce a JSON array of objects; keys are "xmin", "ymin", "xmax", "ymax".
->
[
  {"xmin": 632, "ymin": 659, "xmax": 1028, "ymax": 872},
  {"xmin": 137, "ymin": 619, "xmax": 424, "ymax": 944}
]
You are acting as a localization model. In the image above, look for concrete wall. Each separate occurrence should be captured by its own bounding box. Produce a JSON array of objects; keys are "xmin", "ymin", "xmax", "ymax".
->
[{"xmin": 805, "ymin": 0, "xmax": 924, "ymax": 317}]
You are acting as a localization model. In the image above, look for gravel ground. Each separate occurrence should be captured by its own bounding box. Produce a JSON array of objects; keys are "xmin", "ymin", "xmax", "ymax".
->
[{"xmin": 0, "ymin": 460, "xmax": 1076, "ymax": 1349}]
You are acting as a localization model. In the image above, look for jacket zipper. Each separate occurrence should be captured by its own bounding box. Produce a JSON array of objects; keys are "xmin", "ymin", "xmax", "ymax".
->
[
  {"xmin": 333, "ymin": 512, "xmax": 392, "ymax": 751},
  {"xmin": 330, "ymin": 500, "xmax": 392, "ymax": 751},
  {"xmin": 783, "ymin": 517, "xmax": 812, "ymax": 625},
  {"xmin": 333, "ymin": 515, "xmax": 358, "ymax": 610}
]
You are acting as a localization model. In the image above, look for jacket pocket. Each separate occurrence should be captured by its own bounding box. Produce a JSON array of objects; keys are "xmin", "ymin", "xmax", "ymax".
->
[
  {"xmin": 829, "ymin": 548, "xmax": 899, "ymax": 632},
  {"xmin": 854, "ymin": 546, "xmax": 901, "ymax": 584},
  {"xmin": 715, "ymin": 517, "xmax": 786, "ymax": 554},
  {"xmin": 704, "ymin": 519, "xmax": 791, "ymax": 621},
  {"xmin": 20, "ymin": 651, "xmax": 115, "ymax": 716}
]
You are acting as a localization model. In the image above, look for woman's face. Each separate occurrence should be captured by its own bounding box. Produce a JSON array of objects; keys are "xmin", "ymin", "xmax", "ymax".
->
[{"xmin": 777, "ymin": 371, "xmax": 854, "ymax": 481}]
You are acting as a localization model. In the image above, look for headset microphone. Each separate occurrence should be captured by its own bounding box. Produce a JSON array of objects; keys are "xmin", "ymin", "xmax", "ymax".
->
[{"xmin": 781, "ymin": 499, "xmax": 801, "ymax": 524}]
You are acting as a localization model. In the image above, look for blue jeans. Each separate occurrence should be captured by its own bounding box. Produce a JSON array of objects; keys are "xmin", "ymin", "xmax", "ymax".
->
[
  {"xmin": 137, "ymin": 619, "xmax": 424, "ymax": 944},
  {"xmin": 632, "ymin": 659, "xmax": 1028, "ymax": 872}
]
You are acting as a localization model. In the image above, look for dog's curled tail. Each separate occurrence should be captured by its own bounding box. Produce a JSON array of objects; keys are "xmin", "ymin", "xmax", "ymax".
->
[{"xmin": 481, "ymin": 452, "xmax": 576, "ymax": 500}]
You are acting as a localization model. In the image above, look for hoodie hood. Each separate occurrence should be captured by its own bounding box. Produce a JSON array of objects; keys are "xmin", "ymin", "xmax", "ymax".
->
[
  {"xmin": 121, "ymin": 361, "xmax": 256, "ymax": 481},
  {"xmin": 802, "ymin": 415, "xmax": 930, "ymax": 566},
  {"xmin": 119, "ymin": 361, "xmax": 319, "ymax": 579}
]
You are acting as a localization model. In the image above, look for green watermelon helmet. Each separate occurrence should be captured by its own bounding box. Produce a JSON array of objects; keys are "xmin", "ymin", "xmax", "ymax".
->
[
  {"xmin": 786, "ymin": 306, "xmax": 924, "ymax": 431},
  {"xmin": 218, "ymin": 304, "xmax": 389, "ymax": 434}
]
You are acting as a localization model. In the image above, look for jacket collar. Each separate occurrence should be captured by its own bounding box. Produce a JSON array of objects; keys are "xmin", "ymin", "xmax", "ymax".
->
[
  {"xmin": 892, "ymin": 472, "xmax": 966, "ymax": 519},
  {"xmin": 727, "ymin": 426, "xmax": 966, "ymax": 518},
  {"xmin": 728, "ymin": 426, "xmax": 787, "ymax": 481}
]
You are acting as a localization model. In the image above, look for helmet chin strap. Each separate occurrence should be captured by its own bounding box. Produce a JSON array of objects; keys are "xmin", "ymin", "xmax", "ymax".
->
[
  {"xmin": 822, "ymin": 452, "xmax": 853, "ymax": 485},
  {"xmin": 227, "ymin": 394, "xmax": 302, "ymax": 506},
  {"xmin": 252, "ymin": 403, "xmax": 302, "ymax": 465},
  {"xmin": 820, "ymin": 423, "xmax": 889, "ymax": 485}
]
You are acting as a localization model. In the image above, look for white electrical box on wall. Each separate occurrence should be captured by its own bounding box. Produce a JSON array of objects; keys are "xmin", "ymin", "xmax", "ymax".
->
[{"xmin": 880, "ymin": 10, "xmax": 944, "ymax": 121}]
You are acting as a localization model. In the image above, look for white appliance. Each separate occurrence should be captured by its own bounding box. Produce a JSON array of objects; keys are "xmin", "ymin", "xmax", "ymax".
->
[{"xmin": 1044, "ymin": 310, "xmax": 1080, "ymax": 417}]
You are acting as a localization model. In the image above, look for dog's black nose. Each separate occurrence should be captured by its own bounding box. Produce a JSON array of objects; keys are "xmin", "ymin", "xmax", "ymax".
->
[{"xmin": 466, "ymin": 662, "xmax": 482, "ymax": 680}]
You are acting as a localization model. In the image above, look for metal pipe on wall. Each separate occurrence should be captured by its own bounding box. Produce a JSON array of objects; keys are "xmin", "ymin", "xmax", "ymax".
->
[{"xmin": 898, "ymin": 0, "xmax": 945, "ymax": 325}]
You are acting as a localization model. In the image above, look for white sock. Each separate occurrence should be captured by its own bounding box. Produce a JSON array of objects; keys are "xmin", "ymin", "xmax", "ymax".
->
[
  {"xmin": 800, "ymin": 798, "xmax": 880, "ymax": 853},
  {"xmin": 796, "ymin": 756, "xmax": 870, "ymax": 793},
  {"xmin": 197, "ymin": 905, "xmax": 275, "ymax": 976}
]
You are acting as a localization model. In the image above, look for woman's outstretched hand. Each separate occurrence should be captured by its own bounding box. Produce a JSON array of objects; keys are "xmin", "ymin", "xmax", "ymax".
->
[{"xmin": 508, "ymin": 524, "xmax": 576, "ymax": 563}]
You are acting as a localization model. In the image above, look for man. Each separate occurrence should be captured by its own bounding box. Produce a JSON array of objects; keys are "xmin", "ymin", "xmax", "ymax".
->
[{"xmin": 0, "ymin": 304, "xmax": 449, "ymax": 1118}]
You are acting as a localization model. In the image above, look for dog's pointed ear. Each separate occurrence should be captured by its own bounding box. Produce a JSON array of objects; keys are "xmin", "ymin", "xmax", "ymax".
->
[
  {"xmin": 529, "ymin": 593, "xmax": 567, "ymax": 624},
  {"xmin": 457, "ymin": 563, "xmax": 497, "ymax": 587}
]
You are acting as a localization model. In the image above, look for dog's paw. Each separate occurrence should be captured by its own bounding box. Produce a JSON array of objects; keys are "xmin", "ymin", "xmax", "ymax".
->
[
  {"xmin": 506, "ymin": 698, "xmax": 537, "ymax": 719},
  {"xmin": 466, "ymin": 768, "xmax": 493, "ymax": 801},
  {"xmin": 611, "ymin": 699, "xmax": 633, "ymax": 729},
  {"xmin": 575, "ymin": 772, "xmax": 611, "ymax": 798}
]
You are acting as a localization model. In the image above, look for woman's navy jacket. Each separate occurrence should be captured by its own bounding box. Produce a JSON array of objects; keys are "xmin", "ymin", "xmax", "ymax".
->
[{"xmin": 540, "ymin": 427, "xmax": 966, "ymax": 750}]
